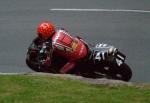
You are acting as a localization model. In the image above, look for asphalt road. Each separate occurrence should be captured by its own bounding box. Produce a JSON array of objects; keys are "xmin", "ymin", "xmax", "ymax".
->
[{"xmin": 0, "ymin": 0, "xmax": 150, "ymax": 82}]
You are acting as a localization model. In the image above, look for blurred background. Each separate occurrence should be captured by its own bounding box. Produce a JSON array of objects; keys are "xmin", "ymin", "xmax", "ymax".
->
[{"xmin": 0, "ymin": 0, "xmax": 150, "ymax": 82}]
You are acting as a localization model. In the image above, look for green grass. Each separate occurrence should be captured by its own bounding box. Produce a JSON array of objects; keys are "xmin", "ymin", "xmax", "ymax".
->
[{"xmin": 0, "ymin": 75, "xmax": 150, "ymax": 103}]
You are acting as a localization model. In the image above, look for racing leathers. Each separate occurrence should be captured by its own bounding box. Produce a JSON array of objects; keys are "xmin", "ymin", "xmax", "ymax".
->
[{"xmin": 51, "ymin": 29, "xmax": 88, "ymax": 73}]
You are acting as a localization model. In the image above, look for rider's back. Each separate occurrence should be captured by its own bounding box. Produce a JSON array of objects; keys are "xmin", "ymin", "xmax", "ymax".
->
[{"xmin": 52, "ymin": 29, "xmax": 88, "ymax": 61}]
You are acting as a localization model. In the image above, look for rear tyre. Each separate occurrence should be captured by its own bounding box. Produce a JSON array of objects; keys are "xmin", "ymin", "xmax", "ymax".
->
[
  {"xmin": 92, "ymin": 63, "xmax": 132, "ymax": 81},
  {"xmin": 110, "ymin": 63, "xmax": 132, "ymax": 81}
]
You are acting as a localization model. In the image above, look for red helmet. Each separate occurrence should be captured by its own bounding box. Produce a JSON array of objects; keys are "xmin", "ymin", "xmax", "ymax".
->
[{"xmin": 37, "ymin": 22, "xmax": 55, "ymax": 39}]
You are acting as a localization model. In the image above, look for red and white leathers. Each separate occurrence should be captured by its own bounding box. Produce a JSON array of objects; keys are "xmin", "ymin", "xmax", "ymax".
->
[{"xmin": 52, "ymin": 29, "xmax": 88, "ymax": 73}]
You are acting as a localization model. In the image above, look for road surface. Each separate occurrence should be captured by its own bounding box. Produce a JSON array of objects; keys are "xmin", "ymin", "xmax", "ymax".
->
[{"xmin": 0, "ymin": 0, "xmax": 150, "ymax": 82}]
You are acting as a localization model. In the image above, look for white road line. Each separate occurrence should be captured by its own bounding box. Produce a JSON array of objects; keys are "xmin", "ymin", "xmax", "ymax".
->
[{"xmin": 50, "ymin": 8, "xmax": 150, "ymax": 13}]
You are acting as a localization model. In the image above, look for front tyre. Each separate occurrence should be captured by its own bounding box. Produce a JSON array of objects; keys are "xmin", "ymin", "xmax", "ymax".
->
[{"xmin": 26, "ymin": 58, "xmax": 42, "ymax": 72}]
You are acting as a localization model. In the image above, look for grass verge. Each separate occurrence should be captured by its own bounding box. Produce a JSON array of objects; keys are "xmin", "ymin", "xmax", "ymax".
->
[{"xmin": 0, "ymin": 74, "xmax": 150, "ymax": 103}]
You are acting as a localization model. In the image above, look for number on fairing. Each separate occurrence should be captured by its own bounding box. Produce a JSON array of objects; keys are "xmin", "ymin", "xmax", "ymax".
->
[
  {"xmin": 116, "ymin": 59, "xmax": 123, "ymax": 66},
  {"xmin": 95, "ymin": 52, "xmax": 101, "ymax": 61}
]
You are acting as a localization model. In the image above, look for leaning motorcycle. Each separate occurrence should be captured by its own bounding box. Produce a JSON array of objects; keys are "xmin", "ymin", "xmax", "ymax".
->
[{"xmin": 26, "ymin": 37, "xmax": 132, "ymax": 81}]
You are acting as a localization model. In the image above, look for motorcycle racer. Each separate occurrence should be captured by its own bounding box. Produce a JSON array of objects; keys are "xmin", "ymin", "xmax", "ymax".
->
[{"xmin": 34, "ymin": 21, "xmax": 115, "ymax": 73}]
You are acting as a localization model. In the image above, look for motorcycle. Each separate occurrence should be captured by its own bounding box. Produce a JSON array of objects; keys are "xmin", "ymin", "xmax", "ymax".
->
[{"xmin": 26, "ymin": 37, "xmax": 132, "ymax": 81}]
